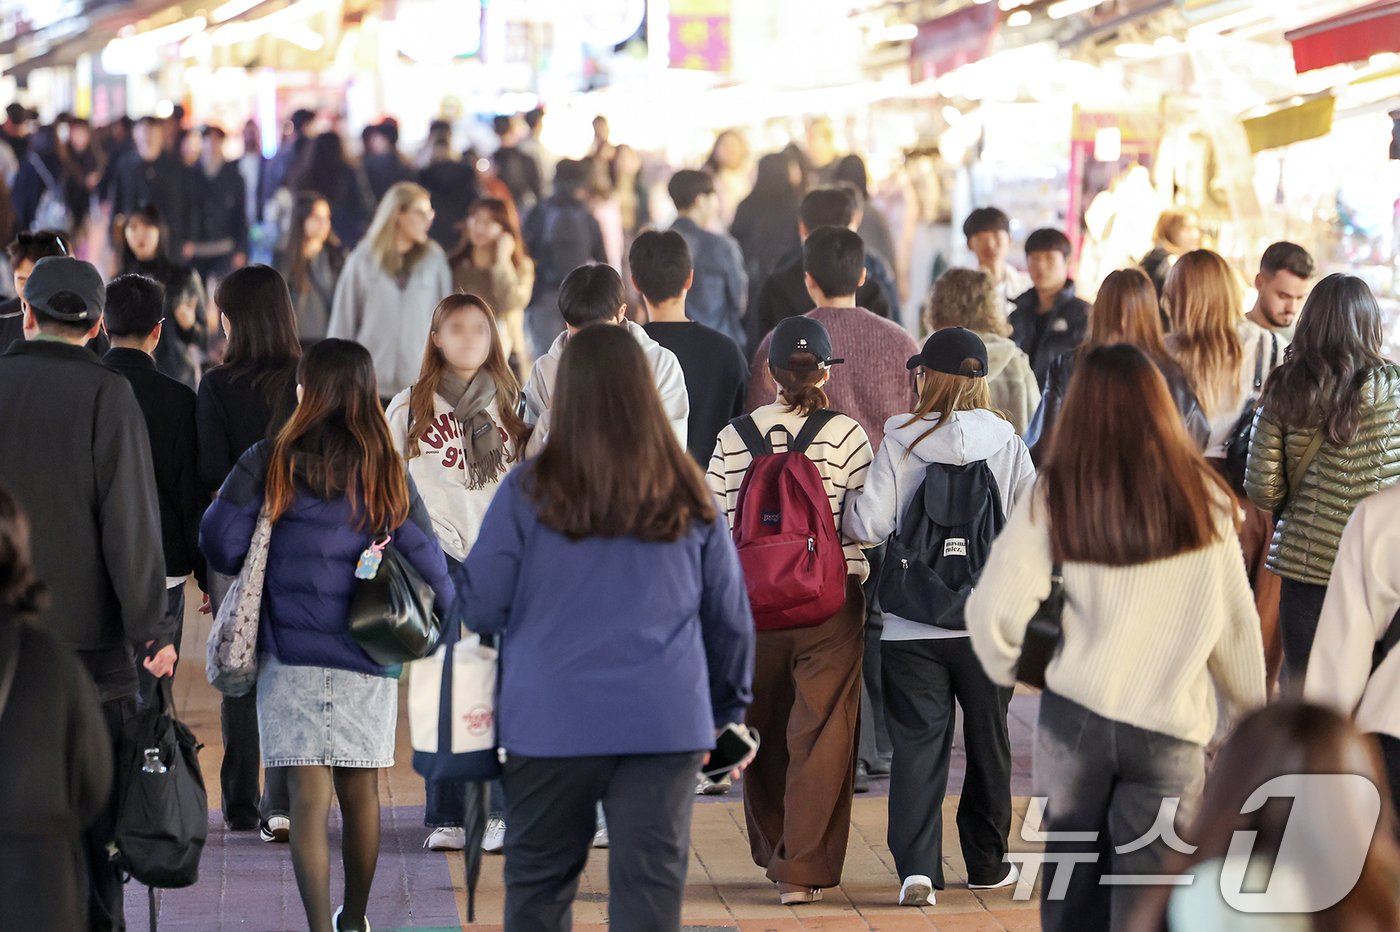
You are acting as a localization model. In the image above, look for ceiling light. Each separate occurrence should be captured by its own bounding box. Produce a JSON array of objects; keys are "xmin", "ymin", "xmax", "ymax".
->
[
  {"xmin": 1007, "ymin": 10, "xmax": 1032, "ymax": 26},
  {"xmin": 1048, "ymin": 0, "xmax": 1104, "ymax": 19}
]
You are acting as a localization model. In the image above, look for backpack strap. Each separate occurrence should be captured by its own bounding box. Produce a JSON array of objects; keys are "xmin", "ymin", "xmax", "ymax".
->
[
  {"xmin": 1251, "ymin": 334, "xmax": 1267, "ymax": 392},
  {"xmin": 788, "ymin": 409, "xmax": 840, "ymax": 455},
  {"xmin": 729, "ymin": 415, "xmax": 771, "ymax": 459}
]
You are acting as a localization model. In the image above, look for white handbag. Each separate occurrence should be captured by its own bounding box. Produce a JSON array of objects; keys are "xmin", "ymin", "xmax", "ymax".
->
[
  {"xmin": 205, "ymin": 509, "xmax": 272, "ymax": 697},
  {"xmin": 408, "ymin": 625, "xmax": 501, "ymax": 781}
]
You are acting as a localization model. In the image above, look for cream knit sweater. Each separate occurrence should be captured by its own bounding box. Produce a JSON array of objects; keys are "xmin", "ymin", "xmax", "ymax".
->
[{"xmin": 966, "ymin": 485, "xmax": 1267, "ymax": 746}]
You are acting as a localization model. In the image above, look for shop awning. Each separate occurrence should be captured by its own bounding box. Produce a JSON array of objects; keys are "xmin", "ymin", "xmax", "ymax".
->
[
  {"xmin": 1286, "ymin": 0, "xmax": 1400, "ymax": 74},
  {"xmin": 1241, "ymin": 95, "xmax": 1336, "ymax": 152},
  {"xmin": 909, "ymin": 1, "xmax": 1000, "ymax": 83}
]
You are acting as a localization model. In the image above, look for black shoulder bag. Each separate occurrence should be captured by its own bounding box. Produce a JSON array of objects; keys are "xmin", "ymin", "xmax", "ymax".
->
[
  {"xmin": 349, "ymin": 531, "xmax": 442, "ymax": 666},
  {"xmin": 1016, "ymin": 564, "xmax": 1065, "ymax": 689},
  {"xmin": 1224, "ymin": 334, "xmax": 1279, "ymax": 492}
]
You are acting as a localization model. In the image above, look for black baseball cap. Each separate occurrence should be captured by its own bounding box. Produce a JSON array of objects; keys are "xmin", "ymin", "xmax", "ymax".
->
[
  {"xmin": 769, "ymin": 316, "xmax": 843, "ymax": 371},
  {"xmin": 907, "ymin": 327, "xmax": 988, "ymax": 378},
  {"xmin": 23, "ymin": 256, "xmax": 105, "ymax": 323}
]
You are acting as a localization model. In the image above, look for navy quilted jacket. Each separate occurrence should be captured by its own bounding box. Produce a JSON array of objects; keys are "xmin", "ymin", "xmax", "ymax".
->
[{"xmin": 200, "ymin": 440, "xmax": 454, "ymax": 675}]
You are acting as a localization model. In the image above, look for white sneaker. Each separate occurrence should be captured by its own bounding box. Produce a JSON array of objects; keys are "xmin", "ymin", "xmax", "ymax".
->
[
  {"xmin": 592, "ymin": 826, "xmax": 610, "ymax": 849},
  {"xmin": 482, "ymin": 817, "xmax": 506, "ymax": 854},
  {"xmin": 696, "ymin": 773, "xmax": 732, "ymax": 796},
  {"xmin": 423, "ymin": 826, "xmax": 466, "ymax": 851},
  {"xmin": 969, "ymin": 863, "xmax": 1020, "ymax": 890},
  {"xmin": 331, "ymin": 906, "xmax": 370, "ymax": 932},
  {"xmin": 259, "ymin": 815, "xmax": 290, "ymax": 844},
  {"xmin": 899, "ymin": 875, "xmax": 935, "ymax": 907}
]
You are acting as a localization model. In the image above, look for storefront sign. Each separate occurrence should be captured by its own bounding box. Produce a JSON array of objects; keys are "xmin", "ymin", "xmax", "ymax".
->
[
  {"xmin": 669, "ymin": 0, "xmax": 731, "ymax": 72},
  {"xmin": 1242, "ymin": 96, "xmax": 1336, "ymax": 153},
  {"xmin": 909, "ymin": 2, "xmax": 999, "ymax": 83}
]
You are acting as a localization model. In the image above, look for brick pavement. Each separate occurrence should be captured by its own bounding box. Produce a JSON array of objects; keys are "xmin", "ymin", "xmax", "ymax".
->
[{"xmin": 126, "ymin": 588, "xmax": 1044, "ymax": 931}]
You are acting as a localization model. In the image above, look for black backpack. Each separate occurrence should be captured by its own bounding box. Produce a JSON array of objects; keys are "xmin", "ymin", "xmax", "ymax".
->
[
  {"xmin": 114, "ymin": 678, "xmax": 207, "ymax": 889},
  {"xmin": 876, "ymin": 461, "xmax": 1005, "ymax": 630}
]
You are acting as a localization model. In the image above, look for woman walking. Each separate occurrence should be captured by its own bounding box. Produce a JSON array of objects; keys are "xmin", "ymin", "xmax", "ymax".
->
[
  {"xmin": 119, "ymin": 202, "xmax": 208, "ymax": 386},
  {"xmin": 967, "ymin": 344, "xmax": 1267, "ymax": 932},
  {"xmin": 196, "ymin": 264, "xmax": 301, "ymax": 840},
  {"xmin": 202, "ymin": 339, "xmax": 454, "ymax": 932},
  {"xmin": 1028, "ymin": 267, "xmax": 1207, "ymax": 458},
  {"xmin": 845, "ymin": 328, "xmax": 1035, "ymax": 907},
  {"xmin": 1165, "ymin": 249, "xmax": 1284, "ymax": 687},
  {"xmin": 450, "ymin": 198, "xmax": 536, "ymax": 378},
  {"xmin": 706, "ymin": 316, "xmax": 873, "ymax": 905},
  {"xmin": 1245, "ymin": 273, "xmax": 1400, "ymax": 686},
  {"xmin": 385, "ymin": 293, "xmax": 529, "ymax": 853},
  {"xmin": 923, "ymin": 268, "xmax": 1039, "ymax": 435},
  {"xmin": 276, "ymin": 192, "xmax": 345, "ymax": 349},
  {"xmin": 462, "ymin": 324, "xmax": 754, "ymax": 932},
  {"xmin": 327, "ymin": 181, "xmax": 453, "ymax": 401}
]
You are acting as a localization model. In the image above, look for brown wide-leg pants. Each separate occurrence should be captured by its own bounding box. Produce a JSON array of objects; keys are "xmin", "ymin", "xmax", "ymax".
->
[{"xmin": 743, "ymin": 576, "xmax": 865, "ymax": 888}]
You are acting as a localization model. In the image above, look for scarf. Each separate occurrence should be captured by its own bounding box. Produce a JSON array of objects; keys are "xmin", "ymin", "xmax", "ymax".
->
[{"xmin": 437, "ymin": 372, "xmax": 506, "ymax": 490}]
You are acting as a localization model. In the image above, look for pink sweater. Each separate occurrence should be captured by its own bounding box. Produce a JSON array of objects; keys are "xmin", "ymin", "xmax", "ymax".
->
[{"xmin": 747, "ymin": 306, "xmax": 919, "ymax": 449}]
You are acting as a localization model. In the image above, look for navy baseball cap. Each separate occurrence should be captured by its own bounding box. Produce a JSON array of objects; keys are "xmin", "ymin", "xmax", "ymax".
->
[{"xmin": 769, "ymin": 316, "xmax": 844, "ymax": 371}]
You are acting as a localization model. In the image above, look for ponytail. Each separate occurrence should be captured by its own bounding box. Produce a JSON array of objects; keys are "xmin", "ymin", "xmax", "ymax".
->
[{"xmin": 770, "ymin": 352, "xmax": 830, "ymax": 417}]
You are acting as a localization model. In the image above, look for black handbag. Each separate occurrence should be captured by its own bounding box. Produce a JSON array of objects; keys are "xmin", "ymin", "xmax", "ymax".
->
[
  {"xmin": 1223, "ymin": 334, "xmax": 1279, "ymax": 492},
  {"xmin": 114, "ymin": 677, "xmax": 207, "ymax": 890},
  {"xmin": 349, "ymin": 532, "xmax": 441, "ymax": 665},
  {"xmin": 1015, "ymin": 564, "xmax": 1065, "ymax": 689}
]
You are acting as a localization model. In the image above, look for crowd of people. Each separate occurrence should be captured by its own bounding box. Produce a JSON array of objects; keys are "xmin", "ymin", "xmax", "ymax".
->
[{"xmin": 3, "ymin": 98, "xmax": 1400, "ymax": 932}]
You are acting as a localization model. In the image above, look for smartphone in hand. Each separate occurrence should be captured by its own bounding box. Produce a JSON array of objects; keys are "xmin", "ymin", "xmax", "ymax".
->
[{"xmin": 701, "ymin": 723, "xmax": 759, "ymax": 784}]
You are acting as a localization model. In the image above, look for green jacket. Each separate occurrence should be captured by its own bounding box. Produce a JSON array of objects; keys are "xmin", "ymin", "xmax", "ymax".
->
[{"xmin": 1244, "ymin": 364, "xmax": 1400, "ymax": 585}]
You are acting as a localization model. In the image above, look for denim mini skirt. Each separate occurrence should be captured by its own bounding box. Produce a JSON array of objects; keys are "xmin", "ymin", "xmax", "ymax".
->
[{"xmin": 257, "ymin": 652, "xmax": 397, "ymax": 768}]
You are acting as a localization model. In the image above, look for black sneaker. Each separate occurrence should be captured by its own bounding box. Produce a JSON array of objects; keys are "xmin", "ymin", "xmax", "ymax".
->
[{"xmin": 855, "ymin": 760, "xmax": 871, "ymax": 794}]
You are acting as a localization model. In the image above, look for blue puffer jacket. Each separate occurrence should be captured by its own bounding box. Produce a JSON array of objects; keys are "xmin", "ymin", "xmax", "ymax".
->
[{"xmin": 201, "ymin": 440, "xmax": 455, "ymax": 676}]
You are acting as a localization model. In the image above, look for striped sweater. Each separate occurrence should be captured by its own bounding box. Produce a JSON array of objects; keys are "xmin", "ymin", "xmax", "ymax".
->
[
  {"xmin": 966, "ymin": 484, "xmax": 1268, "ymax": 745},
  {"xmin": 706, "ymin": 403, "xmax": 874, "ymax": 581},
  {"xmin": 746, "ymin": 306, "xmax": 919, "ymax": 450}
]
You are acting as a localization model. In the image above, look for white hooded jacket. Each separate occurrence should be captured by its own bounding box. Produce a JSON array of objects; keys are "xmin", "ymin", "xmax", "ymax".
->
[
  {"xmin": 845, "ymin": 407, "xmax": 1036, "ymax": 640},
  {"xmin": 522, "ymin": 319, "xmax": 690, "ymax": 457}
]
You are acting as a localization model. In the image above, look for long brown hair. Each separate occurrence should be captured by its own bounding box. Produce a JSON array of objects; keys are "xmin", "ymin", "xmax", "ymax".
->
[
  {"xmin": 448, "ymin": 197, "xmax": 527, "ymax": 270},
  {"xmin": 1163, "ymin": 250, "xmax": 1244, "ymax": 416},
  {"xmin": 1257, "ymin": 273, "xmax": 1385, "ymax": 445},
  {"xmin": 900, "ymin": 369, "xmax": 1000, "ymax": 456},
  {"xmin": 264, "ymin": 339, "xmax": 409, "ymax": 532},
  {"xmin": 0, "ymin": 483, "xmax": 47, "ymax": 617},
  {"xmin": 216, "ymin": 264, "xmax": 302, "ymax": 403},
  {"xmin": 1043, "ymin": 344, "xmax": 1235, "ymax": 565},
  {"xmin": 280, "ymin": 191, "xmax": 345, "ymax": 295},
  {"xmin": 1126, "ymin": 702, "xmax": 1400, "ymax": 932},
  {"xmin": 1086, "ymin": 267, "xmax": 1168, "ymax": 360},
  {"xmin": 528, "ymin": 325, "xmax": 715, "ymax": 541},
  {"xmin": 769, "ymin": 352, "xmax": 830, "ymax": 417},
  {"xmin": 924, "ymin": 268, "xmax": 1011, "ymax": 338},
  {"xmin": 404, "ymin": 293, "xmax": 529, "ymax": 458}
]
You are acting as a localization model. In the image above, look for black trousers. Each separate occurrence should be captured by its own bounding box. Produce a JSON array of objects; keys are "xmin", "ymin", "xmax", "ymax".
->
[
  {"xmin": 88, "ymin": 695, "xmax": 136, "ymax": 931},
  {"xmin": 858, "ymin": 544, "xmax": 893, "ymax": 772},
  {"xmin": 209, "ymin": 570, "xmax": 289, "ymax": 826},
  {"xmin": 1279, "ymin": 577, "xmax": 1330, "ymax": 689},
  {"xmin": 882, "ymin": 637, "xmax": 1013, "ymax": 888},
  {"xmin": 501, "ymin": 751, "xmax": 703, "ymax": 932}
]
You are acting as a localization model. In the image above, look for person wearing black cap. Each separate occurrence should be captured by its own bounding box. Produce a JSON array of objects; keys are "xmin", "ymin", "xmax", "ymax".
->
[
  {"xmin": 0, "ymin": 255, "xmax": 175, "ymax": 930},
  {"xmin": 844, "ymin": 327, "xmax": 1035, "ymax": 907},
  {"xmin": 706, "ymin": 315, "xmax": 874, "ymax": 906}
]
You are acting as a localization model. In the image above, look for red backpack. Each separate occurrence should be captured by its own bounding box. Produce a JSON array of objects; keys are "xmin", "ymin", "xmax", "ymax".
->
[{"xmin": 730, "ymin": 410, "xmax": 849, "ymax": 631}]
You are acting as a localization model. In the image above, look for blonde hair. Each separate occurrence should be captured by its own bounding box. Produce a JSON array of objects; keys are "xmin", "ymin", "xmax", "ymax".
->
[
  {"xmin": 1152, "ymin": 208, "xmax": 1199, "ymax": 255},
  {"xmin": 900, "ymin": 368, "xmax": 1002, "ymax": 457},
  {"xmin": 367, "ymin": 181, "xmax": 432, "ymax": 279},
  {"xmin": 924, "ymin": 268, "xmax": 1010, "ymax": 338},
  {"xmin": 1163, "ymin": 249, "xmax": 1244, "ymax": 416}
]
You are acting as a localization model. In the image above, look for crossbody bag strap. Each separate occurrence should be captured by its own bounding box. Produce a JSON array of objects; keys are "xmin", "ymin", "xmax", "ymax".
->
[
  {"xmin": 1251, "ymin": 334, "xmax": 1267, "ymax": 392},
  {"xmin": 1374, "ymin": 608, "xmax": 1400, "ymax": 672},
  {"xmin": 0, "ymin": 623, "xmax": 19, "ymax": 724},
  {"xmin": 27, "ymin": 151, "xmax": 60, "ymax": 193},
  {"xmin": 1287, "ymin": 430, "xmax": 1326, "ymax": 499}
]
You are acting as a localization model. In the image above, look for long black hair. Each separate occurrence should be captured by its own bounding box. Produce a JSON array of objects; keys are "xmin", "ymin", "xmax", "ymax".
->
[
  {"xmin": 1257, "ymin": 273, "xmax": 1386, "ymax": 445},
  {"xmin": 215, "ymin": 265, "xmax": 302, "ymax": 402}
]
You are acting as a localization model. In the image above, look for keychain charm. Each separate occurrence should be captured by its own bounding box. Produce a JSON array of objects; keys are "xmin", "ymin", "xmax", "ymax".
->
[{"xmin": 355, "ymin": 535, "xmax": 391, "ymax": 580}]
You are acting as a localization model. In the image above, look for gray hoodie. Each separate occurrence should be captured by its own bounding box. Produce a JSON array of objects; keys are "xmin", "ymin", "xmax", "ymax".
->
[
  {"xmin": 981, "ymin": 332, "xmax": 1040, "ymax": 437},
  {"xmin": 845, "ymin": 407, "xmax": 1036, "ymax": 640},
  {"xmin": 523, "ymin": 319, "xmax": 690, "ymax": 457}
]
